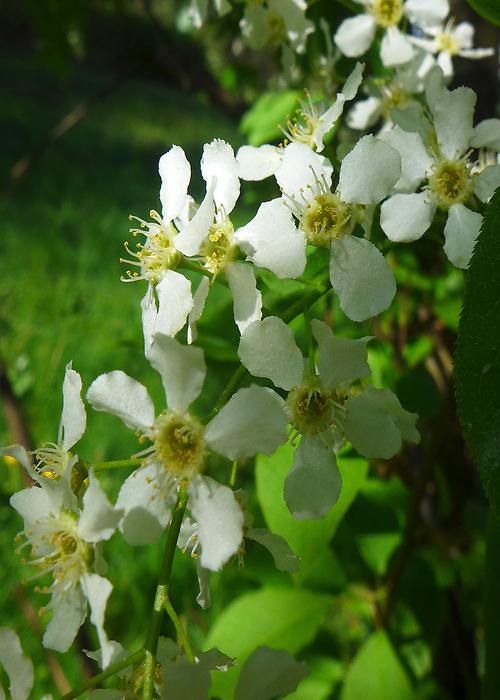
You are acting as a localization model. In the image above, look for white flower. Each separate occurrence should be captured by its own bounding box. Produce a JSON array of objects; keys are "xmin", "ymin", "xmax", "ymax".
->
[
  {"xmin": 10, "ymin": 468, "xmax": 121, "ymax": 665},
  {"xmin": 240, "ymin": 0, "xmax": 314, "ymax": 54},
  {"xmin": 235, "ymin": 138, "xmax": 400, "ymax": 321},
  {"xmin": 86, "ymin": 335, "xmax": 287, "ymax": 570},
  {"xmin": 410, "ymin": 18, "xmax": 494, "ymax": 78},
  {"xmin": 379, "ymin": 71, "xmax": 500, "ymax": 268},
  {"xmin": 334, "ymin": 0, "xmax": 425, "ymax": 67},
  {"xmin": 0, "ymin": 628, "xmax": 34, "ymax": 700},
  {"xmin": 238, "ymin": 316, "xmax": 419, "ymax": 517}
]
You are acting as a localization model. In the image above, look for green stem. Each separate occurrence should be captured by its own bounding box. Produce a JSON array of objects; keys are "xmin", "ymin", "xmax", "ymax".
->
[
  {"xmin": 142, "ymin": 484, "xmax": 189, "ymax": 700},
  {"xmin": 180, "ymin": 259, "xmax": 228, "ymax": 288},
  {"xmin": 229, "ymin": 461, "xmax": 238, "ymax": 489},
  {"xmin": 208, "ymin": 283, "xmax": 331, "ymax": 420},
  {"xmin": 303, "ymin": 306, "xmax": 315, "ymax": 376},
  {"xmin": 60, "ymin": 649, "xmax": 144, "ymax": 700},
  {"xmin": 164, "ymin": 595, "xmax": 194, "ymax": 662},
  {"xmin": 90, "ymin": 458, "xmax": 144, "ymax": 472}
]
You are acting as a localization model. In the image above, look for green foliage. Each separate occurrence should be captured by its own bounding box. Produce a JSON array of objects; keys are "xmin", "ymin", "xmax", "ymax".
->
[
  {"xmin": 341, "ymin": 630, "xmax": 413, "ymax": 700},
  {"xmin": 204, "ymin": 588, "xmax": 332, "ymax": 698},
  {"xmin": 240, "ymin": 90, "xmax": 300, "ymax": 146},
  {"xmin": 466, "ymin": 0, "xmax": 500, "ymax": 25},
  {"xmin": 456, "ymin": 187, "xmax": 500, "ymax": 509},
  {"xmin": 255, "ymin": 441, "xmax": 368, "ymax": 581}
]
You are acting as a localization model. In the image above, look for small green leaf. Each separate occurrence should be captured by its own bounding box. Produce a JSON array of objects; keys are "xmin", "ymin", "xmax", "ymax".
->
[
  {"xmin": 341, "ymin": 630, "xmax": 413, "ymax": 700},
  {"xmin": 235, "ymin": 646, "xmax": 309, "ymax": 700},
  {"xmin": 256, "ymin": 441, "xmax": 368, "ymax": 580},
  {"xmin": 204, "ymin": 587, "xmax": 331, "ymax": 699},
  {"xmin": 356, "ymin": 532, "xmax": 402, "ymax": 576},
  {"xmin": 286, "ymin": 657, "xmax": 343, "ymax": 700},
  {"xmin": 240, "ymin": 90, "xmax": 300, "ymax": 146},
  {"xmin": 466, "ymin": 0, "xmax": 500, "ymax": 25},
  {"xmin": 455, "ymin": 187, "xmax": 500, "ymax": 508}
]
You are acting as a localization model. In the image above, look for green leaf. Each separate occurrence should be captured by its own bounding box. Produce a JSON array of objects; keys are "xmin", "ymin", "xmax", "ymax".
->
[
  {"xmin": 240, "ymin": 90, "xmax": 300, "ymax": 146},
  {"xmin": 246, "ymin": 528, "xmax": 300, "ymax": 573},
  {"xmin": 465, "ymin": 0, "xmax": 500, "ymax": 25},
  {"xmin": 341, "ymin": 630, "xmax": 413, "ymax": 700},
  {"xmin": 356, "ymin": 532, "xmax": 402, "ymax": 576},
  {"xmin": 455, "ymin": 187, "xmax": 500, "ymax": 509},
  {"xmin": 235, "ymin": 646, "xmax": 309, "ymax": 700},
  {"xmin": 256, "ymin": 441, "xmax": 368, "ymax": 580},
  {"xmin": 204, "ymin": 587, "xmax": 332, "ymax": 699},
  {"xmin": 286, "ymin": 657, "xmax": 343, "ymax": 700}
]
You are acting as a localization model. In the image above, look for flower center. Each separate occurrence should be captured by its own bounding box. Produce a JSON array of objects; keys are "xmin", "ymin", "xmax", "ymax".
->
[
  {"xmin": 371, "ymin": 0, "xmax": 403, "ymax": 27},
  {"xmin": 381, "ymin": 84, "xmax": 408, "ymax": 115},
  {"xmin": 281, "ymin": 93, "xmax": 318, "ymax": 148},
  {"xmin": 153, "ymin": 411, "xmax": 205, "ymax": 478},
  {"xmin": 32, "ymin": 442, "xmax": 70, "ymax": 479},
  {"xmin": 428, "ymin": 159, "xmax": 472, "ymax": 208},
  {"xmin": 266, "ymin": 10, "xmax": 286, "ymax": 47},
  {"xmin": 26, "ymin": 511, "xmax": 92, "ymax": 589},
  {"xmin": 200, "ymin": 215, "xmax": 236, "ymax": 276},
  {"xmin": 286, "ymin": 383, "xmax": 334, "ymax": 436},
  {"xmin": 300, "ymin": 193, "xmax": 351, "ymax": 247},
  {"xmin": 122, "ymin": 210, "xmax": 181, "ymax": 284},
  {"xmin": 436, "ymin": 31, "xmax": 460, "ymax": 55}
]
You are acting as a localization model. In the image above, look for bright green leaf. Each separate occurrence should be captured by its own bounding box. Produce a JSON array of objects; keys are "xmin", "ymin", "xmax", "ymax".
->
[
  {"xmin": 286, "ymin": 656, "xmax": 343, "ymax": 700},
  {"xmin": 240, "ymin": 90, "xmax": 300, "ymax": 146},
  {"xmin": 341, "ymin": 630, "xmax": 413, "ymax": 700},
  {"xmin": 256, "ymin": 441, "xmax": 368, "ymax": 580},
  {"xmin": 357, "ymin": 532, "xmax": 402, "ymax": 576},
  {"xmin": 204, "ymin": 587, "xmax": 332, "ymax": 699}
]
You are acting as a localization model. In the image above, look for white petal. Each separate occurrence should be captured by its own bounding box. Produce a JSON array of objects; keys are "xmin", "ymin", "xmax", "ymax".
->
[
  {"xmin": 201, "ymin": 139, "xmax": 240, "ymax": 214},
  {"xmin": 246, "ymin": 528, "xmax": 300, "ymax": 573},
  {"xmin": 236, "ymin": 145, "xmax": 283, "ymax": 181},
  {"xmin": 275, "ymin": 143, "xmax": 333, "ymax": 201},
  {"xmin": 284, "ymin": 436, "xmax": 342, "ymax": 519},
  {"xmin": 334, "ymin": 14, "xmax": 376, "ymax": 57},
  {"xmin": 436, "ymin": 51, "xmax": 453, "ymax": 79},
  {"xmin": 443, "ymin": 204, "xmax": 482, "ymax": 269},
  {"xmin": 86, "ymin": 371, "xmax": 155, "ymax": 433},
  {"xmin": 0, "ymin": 628, "xmax": 34, "ymax": 700},
  {"xmin": 154, "ymin": 270, "xmax": 193, "ymax": 338},
  {"xmin": 313, "ymin": 94, "xmax": 346, "ymax": 153},
  {"xmin": 311, "ymin": 319, "xmax": 372, "ymax": 389},
  {"xmin": 226, "ymin": 262, "xmax": 263, "ymax": 334},
  {"xmin": 148, "ymin": 334, "xmax": 206, "ymax": 413},
  {"xmin": 341, "ymin": 61, "xmax": 365, "ymax": 101},
  {"xmin": 141, "ymin": 284, "xmax": 157, "ymax": 357},
  {"xmin": 10, "ymin": 486, "xmax": 55, "ymax": 526},
  {"xmin": 81, "ymin": 573, "xmax": 114, "ymax": 669},
  {"xmin": 459, "ymin": 47, "xmax": 494, "ymax": 59},
  {"xmin": 380, "ymin": 26, "xmax": 414, "ymax": 67},
  {"xmin": 205, "ymin": 385, "xmax": 287, "ymax": 460},
  {"xmin": 116, "ymin": 464, "xmax": 173, "ymax": 545},
  {"xmin": 188, "ymin": 276, "xmax": 210, "ymax": 344},
  {"xmin": 346, "ymin": 96, "xmax": 382, "ymax": 131},
  {"xmin": 43, "ymin": 587, "xmax": 87, "ymax": 653},
  {"xmin": 379, "ymin": 126, "xmax": 433, "ymax": 192},
  {"xmin": 174, "ymin": 183, "xmax": 215, "ymax": 256},
  {"xmin": 330, "ymin": 236, "xmax": 396, "ymax": 322},
  {"xmin": 380, "ymin": 192, "xmax": 436, "ymax": 242},
  {"xmin": 452, "ymin": 21, "xmax": 474, "ymax": 49},
  {"xmin": 473, "ymin": 165, "xmax": 500, "ymax": 203},
  {"xmin": 159, "ymin": 146, "xmax": 191, "ymax": 224},
  {"xmin": 404, "ymin": 0, "xmax": 449, "ymax": 27},
  {"xmin": 1, "ymin": 445, "xmax": 31, "ymax": 473},
  {"xmin": 60, "ymin": 363, "xmax": 86, "ymax": 451},
  {"xmin": 471, "ymin": 118, "xmax": 500, "ymax": 151},
  {"xmin": 189, "ymin": 476, "xmax": 244, "ymax": 571},
  {"xmin": 338, "ymin": 135, "xmax": 401, "ymax": 205},
  {"xmin": 234, "ymin": 199, "xmax": 306, "ymax": 279},
  {"xmin": 238, "ymin": 316, "xmax": 303, "ymax": 390},
  {"xmin": 79, "ymin": 470, "xmax": 122, "ymax": 543},
  {"xmin": 344, "ymin": 385, "xmax": 419, "ymax": 458},
  {"xmin": 427, "ymin": 81, "xmax": 476, "ymax": 159}
]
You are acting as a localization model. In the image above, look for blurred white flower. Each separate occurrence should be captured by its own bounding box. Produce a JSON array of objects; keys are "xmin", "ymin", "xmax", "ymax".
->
[
  {"xmin": 240, "ymin": 0, "xmax": 314, "ymax": 54},
  {"xmin": 0, "ymin": 628, "xmax": 34, "ymax": 700}
]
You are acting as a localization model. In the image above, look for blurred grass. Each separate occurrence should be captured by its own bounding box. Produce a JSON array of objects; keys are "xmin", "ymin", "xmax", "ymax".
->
[{"xmin": 0, "ymin": 50, "xmax": 245, "ymax": 693}]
